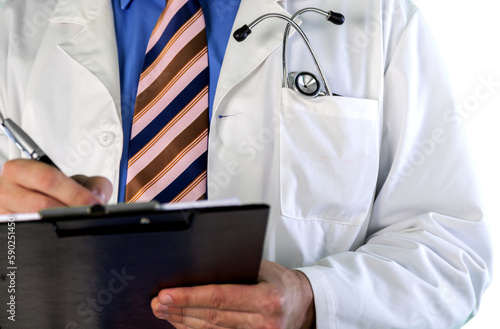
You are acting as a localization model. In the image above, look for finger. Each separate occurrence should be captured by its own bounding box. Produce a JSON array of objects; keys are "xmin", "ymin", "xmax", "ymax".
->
[
  {"xmin": 72, "ymin": 175, "xmax": 113, "ymax": 203},
  {"xmin": 157, "ymin": 283, "xmax": 280, "ymax": 315},
  {"xmin": 156, "ymin": 305, "xmax": 262, "ymax": 329},
  {"xmin": 2, "ymin": 159, "xmax": 103, "ymax": 207},
  {"xmin": 152, "ymin": 298, "xmax": 196, "ymax": 329},
  {"xmin": 151, "ymin": 296, "xmax": 160, "ymax": 310},
  {"xmin": 165, "ymin": 313, "xmax": 232, "ymax": 329},
  {"xmin": 0, "ymin": 178, "xmax": 65, "ymax": 213},
  {"xmin": 151, "ymin": 296, "xmax": 165, "ymax": 319},
  {"xmin": 167, "ymin": 321, "xmax": 195, "ymax": 329}
]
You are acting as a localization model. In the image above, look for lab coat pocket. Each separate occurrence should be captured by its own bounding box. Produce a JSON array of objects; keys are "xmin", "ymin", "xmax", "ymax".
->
[{"xmin": 280, "ymin": 88, "xmax": 380, "ymax": 224}]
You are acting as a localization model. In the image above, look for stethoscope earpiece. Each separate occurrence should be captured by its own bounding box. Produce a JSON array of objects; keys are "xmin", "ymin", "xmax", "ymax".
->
[
  {"xmin": 326, "ymin": 11, "xmax": 345, "ymax": 25},
  {"xmin": 233, "ymin": 25, "xmax": 252, "ymax": 42}
]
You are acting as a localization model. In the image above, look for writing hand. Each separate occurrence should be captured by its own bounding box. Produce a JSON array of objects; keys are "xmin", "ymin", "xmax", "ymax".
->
[{"xmin": 0, "ymin": 159, "xmax": 112, "ymax": 214}]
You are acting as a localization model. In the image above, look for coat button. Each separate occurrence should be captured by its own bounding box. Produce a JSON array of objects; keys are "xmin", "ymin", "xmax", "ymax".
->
[{"xmin": 98, "ymin": 131, "xmax": 116, "ymax": 147}]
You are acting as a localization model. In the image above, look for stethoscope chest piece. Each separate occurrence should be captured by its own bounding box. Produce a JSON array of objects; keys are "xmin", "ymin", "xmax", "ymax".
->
[{"xmin": 289, "ymin": 71, "xmax": 322, "ymax": 97}]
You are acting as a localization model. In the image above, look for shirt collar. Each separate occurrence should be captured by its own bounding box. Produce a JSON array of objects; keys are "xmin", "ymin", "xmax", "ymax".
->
[{"xmin": 120, "ymin": 0, "xmax": 133, "ymax": 10}]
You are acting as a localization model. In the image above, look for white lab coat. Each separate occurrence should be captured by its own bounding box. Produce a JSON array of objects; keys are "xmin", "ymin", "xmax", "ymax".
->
[{"xmin": 0, "ymin": 0, "xmax": 492, "ymax": 328}]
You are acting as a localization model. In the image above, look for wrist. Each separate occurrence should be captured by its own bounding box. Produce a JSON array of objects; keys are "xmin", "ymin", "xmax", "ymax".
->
[{"xmin": 294, "ymin": 270, "xmax": 316, "ymax": 329}]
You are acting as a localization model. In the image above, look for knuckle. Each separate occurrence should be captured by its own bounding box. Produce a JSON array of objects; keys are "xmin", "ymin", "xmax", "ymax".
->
[
  {"xmin": 258, "ymin": 289, "xmax": 284, "ymax": 316},
  {"xmin": 209, "ymin": 287, "xmax": 226, "ymax": 309},
  {"xmin": 1, "ymin": 160, "xmax": 15, "ymax": 175},
  {"xmin": 1, "ymin": 159, "xmax": 23, "ymax": 178},
  {"xmin": 36, "ymin": 167, "xmax": 59, "ymax": 190},
  {"xmin": 178, "ymin": 305, "xmax": 186, "ymax": 318},
  {"xmin": 207, "ymin": 308, "xmax": 221, "ymax": 324},
  {"xmin": 176, "ymin": 292, "xmax": 191, "ymax": 308}
]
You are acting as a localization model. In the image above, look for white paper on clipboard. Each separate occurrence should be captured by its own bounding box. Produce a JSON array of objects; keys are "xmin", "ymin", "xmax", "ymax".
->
[{"xmin": 0, "ymin": 198, "xmax": 241, "ymax": 223}]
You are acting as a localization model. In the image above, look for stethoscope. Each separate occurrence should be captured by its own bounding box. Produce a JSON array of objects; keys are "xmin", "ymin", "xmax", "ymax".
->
[{"xmin": 233, "ymin": 8, "xmax": 345, "ymax": 98}]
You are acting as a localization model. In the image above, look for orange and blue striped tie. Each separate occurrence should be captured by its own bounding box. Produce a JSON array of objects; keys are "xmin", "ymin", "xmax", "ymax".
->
[{"xmin": 125, "ymin": 0, "xmax": 209, "ymax": 203}]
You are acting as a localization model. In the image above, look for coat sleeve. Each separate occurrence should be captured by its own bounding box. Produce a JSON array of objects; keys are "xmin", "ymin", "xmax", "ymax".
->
[{"xmin": 297, "ymin": 6, "xmax": 493, "ymax": 329}]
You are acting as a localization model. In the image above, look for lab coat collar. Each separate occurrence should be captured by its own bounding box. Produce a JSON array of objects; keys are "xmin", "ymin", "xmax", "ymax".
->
[
  {"xmin": 49, "ymin": 0, "xmax": 121, "ymax": 116},
  {"xmin": 212, "ymin": 0, "xmax": 291, "ymax": 115}
]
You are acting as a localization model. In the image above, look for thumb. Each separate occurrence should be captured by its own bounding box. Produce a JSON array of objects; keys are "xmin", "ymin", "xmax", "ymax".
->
[{"xmin": 71, "ymin": 175, "xmax": 113, "ymax": 204}]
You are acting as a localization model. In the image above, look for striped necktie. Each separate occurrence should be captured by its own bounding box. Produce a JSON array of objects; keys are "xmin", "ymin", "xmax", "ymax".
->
[{"xmin": 125, "ymin": 0, "xmax": 209, "ymax": 203}]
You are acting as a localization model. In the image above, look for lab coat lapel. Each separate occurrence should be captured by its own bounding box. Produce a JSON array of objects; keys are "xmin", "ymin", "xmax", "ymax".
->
[
  {"xmin": 49, "ymin": 0, "xmax": 121, "ymax": 114},
  {"xmin": 212, "ymin": 0, "xmax": 291, "ymax": 116}
]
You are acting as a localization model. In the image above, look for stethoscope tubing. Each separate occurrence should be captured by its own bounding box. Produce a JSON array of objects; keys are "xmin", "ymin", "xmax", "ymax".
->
[
  {"xmin": 245, "ymin": 13, "xmax": 333, "ymax": 96},
  {"xmin": 282, "ymin": 8, "xmax": 334, "ymax": 95}
]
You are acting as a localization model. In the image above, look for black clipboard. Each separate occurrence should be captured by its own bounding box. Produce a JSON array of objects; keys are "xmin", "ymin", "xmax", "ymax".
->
[{"xmin": 0, "ymin": 202, "xmax": 269, "ymax": 328}]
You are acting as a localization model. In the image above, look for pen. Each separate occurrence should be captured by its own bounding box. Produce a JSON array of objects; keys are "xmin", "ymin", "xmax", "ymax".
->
[{"xmin": 0, "ymin": 112, "xmax": 60, "ymax": 170}]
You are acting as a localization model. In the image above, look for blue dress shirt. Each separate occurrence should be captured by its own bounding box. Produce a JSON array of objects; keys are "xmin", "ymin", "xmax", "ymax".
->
[{"xmin": 112, "ymin": 0, "xmax": 241, "ymax": 202}]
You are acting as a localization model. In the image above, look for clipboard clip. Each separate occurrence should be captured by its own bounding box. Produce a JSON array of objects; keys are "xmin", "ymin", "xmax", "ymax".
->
[{"xmin": 40, "ymin": 202, "xmax": 193, "ymax": 238}]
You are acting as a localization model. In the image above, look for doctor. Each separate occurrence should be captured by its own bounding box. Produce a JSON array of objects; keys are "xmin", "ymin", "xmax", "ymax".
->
[{"xmin": 0, "ymin": 0, "xmax": 492, "ymax": 328}]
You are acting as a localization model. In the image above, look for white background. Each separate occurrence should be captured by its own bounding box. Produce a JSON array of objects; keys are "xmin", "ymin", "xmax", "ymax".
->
[{"xmin": 413, "ymin": 1, "xmax": 500, "ymax": 328}]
